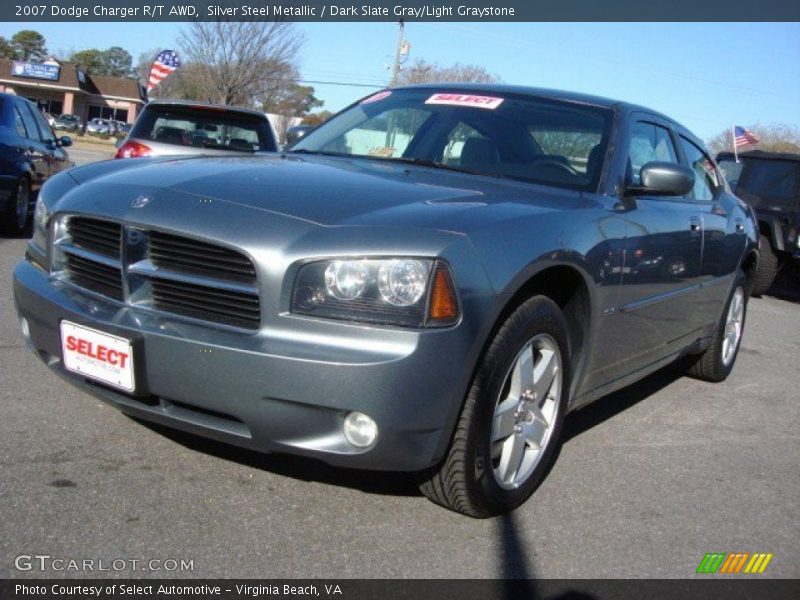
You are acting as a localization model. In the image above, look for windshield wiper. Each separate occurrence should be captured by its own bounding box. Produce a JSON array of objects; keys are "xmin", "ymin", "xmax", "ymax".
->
[
  {"xmin": 387, "ymin": 157, "xmax": 489, "ymax": 177},
  {"xmin": 287, "ymin": 151, "xmax": 496, "ymax": 178},
  {"xmin": 285, "ymin": 149, "xmax": 350, "ymax": 158}
]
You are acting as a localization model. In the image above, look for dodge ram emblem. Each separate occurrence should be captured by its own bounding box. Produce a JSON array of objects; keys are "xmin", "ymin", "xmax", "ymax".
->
[{"xmin": 131, "ymin": 195, "xmax": 152, "ymax": 208}]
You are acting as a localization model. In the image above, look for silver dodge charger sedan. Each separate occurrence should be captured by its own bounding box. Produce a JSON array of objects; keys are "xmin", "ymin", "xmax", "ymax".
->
[{"xmin": 13, "ymin": 85, "xmax": 758, "ymax": 516}]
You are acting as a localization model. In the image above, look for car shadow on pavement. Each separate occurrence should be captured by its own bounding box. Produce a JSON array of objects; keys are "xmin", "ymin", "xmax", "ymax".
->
[
  {"xmin": 0, "ymin": 221, "xmax": 33, "ymax": 240},
  {"xmin": 562, "ymin": 364, "xmax": 684, "ymax": 444},
  {"xmin": 764, "ymin": 269, "xmax": 800, "ymax": 303},
  {"xmin": 134, "ymin": 419, "xmax": 421, "ymax": 497},
  {"xmin": 136, "ymin": 363, "xmax": 687, "ymax": 500}
]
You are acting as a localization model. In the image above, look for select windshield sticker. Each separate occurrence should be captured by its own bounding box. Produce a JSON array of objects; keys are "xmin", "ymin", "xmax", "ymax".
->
[
  {"xmin": 360, "ymin": 90, "xmax": 392, "ymax": 104},
  {"xmin": 425, "ymin": 93, "xmax": 504, "ymax": 110}
]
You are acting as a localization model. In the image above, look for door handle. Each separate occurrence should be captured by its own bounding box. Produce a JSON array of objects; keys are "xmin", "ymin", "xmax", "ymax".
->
[
  {"xmin": 689, "ymin": 216, "xmax": 702, "ymax": 234},
  {"xmin": 735, "ymin": 218, "xmax": 745, "ymax": 233}
]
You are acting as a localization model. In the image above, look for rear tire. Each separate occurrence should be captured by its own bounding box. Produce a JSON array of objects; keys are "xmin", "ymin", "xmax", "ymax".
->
[
  {"xmin": 751, "ymin": 234, "xmax": 778, "ymax": 296},
  {"xmin": 1, "ymin": 177, "xmax": 30, "ymax": 235},
  {"xmin": 686, "ymin": 271, "xmax": 747, "ymax": 382},
  {"xmin": 417, "ymin": 296, "xmax": 571, "ymax": 517}
]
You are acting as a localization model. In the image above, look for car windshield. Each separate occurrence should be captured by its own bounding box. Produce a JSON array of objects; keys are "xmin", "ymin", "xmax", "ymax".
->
[
  {"xmin": 291, "ymin": 88, "xmax": 611, "ymax": 191},
  {"xmin": 130, "ymin": 105, "xmax": 277, "ymax": 153}
]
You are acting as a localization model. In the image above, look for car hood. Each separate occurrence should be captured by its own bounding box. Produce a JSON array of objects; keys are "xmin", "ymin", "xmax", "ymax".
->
[{"xmin": 66, "ymin": 153, "xmax": 594, "ymax": 232}]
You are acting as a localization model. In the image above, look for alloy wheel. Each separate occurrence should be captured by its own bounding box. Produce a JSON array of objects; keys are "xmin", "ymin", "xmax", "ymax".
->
[
  {"xmin": 721, "ymin": 286, "xmax": 744, "ymax": 367},
  {"xmin": 490, "ymin": 334, "xmax": 562, "ymax": 490}
]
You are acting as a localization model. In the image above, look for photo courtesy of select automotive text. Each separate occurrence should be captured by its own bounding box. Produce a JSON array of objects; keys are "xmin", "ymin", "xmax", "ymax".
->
[{"xmin": 0, "ymin": 0, "xmax": 798, "ymax": 598}]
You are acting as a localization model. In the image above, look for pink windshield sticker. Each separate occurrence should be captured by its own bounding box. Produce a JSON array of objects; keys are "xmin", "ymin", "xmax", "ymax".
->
[
  {"xmin": 425, "ymin": 93, "xmax": 504, "ymax": 110},
  {"xmin": 361, "ymin": 90, "xmax": 392, "ymax": 104}
]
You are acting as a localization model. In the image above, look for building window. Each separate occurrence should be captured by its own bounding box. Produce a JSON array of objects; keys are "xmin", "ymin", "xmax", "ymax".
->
[
  {"xmin": 88, "ymin": 105, "xmax": 128, "ymax": 122},
  {"xmin": 27, "ymin": 97, "xmax": 63, "ymax": 115}
]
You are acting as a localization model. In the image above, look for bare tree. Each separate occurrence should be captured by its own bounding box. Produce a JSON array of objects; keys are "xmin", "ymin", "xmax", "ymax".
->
[
  {"xmin": 178, "ymin": 21, "xmax": 304, "ymax": 107},
  {"xmin": 707, "ymin": 123, "xmax": 800, "ymax": 156},
  {"xmin": 396, "ymin": 58, "xmax": 500, "ymax": 86}
]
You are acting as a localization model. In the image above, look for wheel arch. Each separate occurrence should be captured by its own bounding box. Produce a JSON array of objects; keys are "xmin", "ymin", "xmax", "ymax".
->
[
  {"xmin": 472, "ymin": 261, "xmax": 596, "ymax": 410},
  {"xmin": 758, "ymin": 217, "xmax": 784, "ymax": 252},
  {"xmin": 740, "ymin": 246, "xmax": 760, "ymax": 296},
  {"xmin": 427, "ymin": 260, "xmax": 596, "ymax": 480}
]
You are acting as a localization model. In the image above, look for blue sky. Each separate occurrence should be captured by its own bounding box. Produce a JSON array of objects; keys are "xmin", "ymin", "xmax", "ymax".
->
[{"xmin": 2, "ymin": 21, "xmax": 798, "ymax": 141}]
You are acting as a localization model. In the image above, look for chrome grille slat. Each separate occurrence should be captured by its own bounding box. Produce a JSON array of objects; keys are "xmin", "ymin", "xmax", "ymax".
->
[
  {"xmin": 148, "ymin": 251, "xmax": 257, "ymax": 278},
  {"xmin": 57, "ymin": 216, "xmax": 261, "ymax": 330},
  {"xmin": 149, "ymin": 231, "xmax": 256, "ymax": 282},
  {"xmin": 63, "ymin": 253, "xmax": 124, "ymax": 300},
  {"xmin": 149, "ymin": 278, "xmax": 260, "ymax": 307},
  {"xmin": 151, "ymin": 279, "xmax": 260, "ymax": 328},
  {"xmin": 68, "ymin": 217, "xmax": 121, "ymax": 258}
]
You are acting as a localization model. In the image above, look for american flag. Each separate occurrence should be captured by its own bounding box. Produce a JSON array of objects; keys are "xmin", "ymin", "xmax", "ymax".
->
[
  {"xmin": 147, "ymin": 50, "xmax": 180, "ymax": 92},
  {"xmin": 734, "ymin": 126, "xmax": 759, "ymax": 148}
]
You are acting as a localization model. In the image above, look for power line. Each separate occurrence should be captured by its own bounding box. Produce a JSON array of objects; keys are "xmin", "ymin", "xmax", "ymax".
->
[
  {"xmin": 423, "ymin": 22, "xmax": 792, "ymax": 101},
  {"xmin": 296, "ymin": 79, "xmax": 383, "ymax": 89}
]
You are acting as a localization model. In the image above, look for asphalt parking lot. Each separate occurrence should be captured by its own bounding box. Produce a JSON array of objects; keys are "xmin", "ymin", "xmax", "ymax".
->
[
  {"xmin": 64, "ymin": 142, "xmax": 115, "ymax": 166},
  {"xmin": 0, "ymin": 155, "xmax": 798, "ymax": 578}
]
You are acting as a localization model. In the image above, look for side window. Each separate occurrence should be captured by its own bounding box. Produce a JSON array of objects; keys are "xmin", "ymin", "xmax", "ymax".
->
[
  {"xmin": 679, "ymin": 137, "xmax": 719, "ymax": 201},
  {"xmin": 28, "ymin": 104, "xmax": 55, "ymax": 144},
  {"xmin": 16, "ymin": 101, "xmax": 42, "ymax": 142},
  {"xmin": 12, "ymin": 106, "xmax": 28, "ymax": 138},
  {"xmin": 441, "ymin": 122, "xmax": 489, "ymax": 165},
  {"xmin": 628, "ymin": 122, "xmax": 679, "ymax": 185}
]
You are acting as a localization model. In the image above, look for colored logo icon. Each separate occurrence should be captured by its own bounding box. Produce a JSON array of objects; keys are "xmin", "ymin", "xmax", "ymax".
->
[{"xmin": 696, "ymin": 552, "xmax": 773, "ymax": 574}]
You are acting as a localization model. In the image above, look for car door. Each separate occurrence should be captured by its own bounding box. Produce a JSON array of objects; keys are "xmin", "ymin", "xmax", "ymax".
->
[
  {"xmin": 13, "ymin": 99, "xmax": 50, "ymax": 193},
  {"xmin": 27, "ymin": 102, "xmax": 70, "ymax": 176},
  {"xmin": 676, "ymin": 134, "xmax": 744, "ymax": 326},
  {"xmin": 613, "ymin": 116, "xmax": 705, "ymax": 372}
]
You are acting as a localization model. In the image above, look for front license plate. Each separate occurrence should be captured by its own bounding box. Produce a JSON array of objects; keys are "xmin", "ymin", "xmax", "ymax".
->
[{"xmin": 60, "ymin": 321, "xmax": 135, "ymax": 393}]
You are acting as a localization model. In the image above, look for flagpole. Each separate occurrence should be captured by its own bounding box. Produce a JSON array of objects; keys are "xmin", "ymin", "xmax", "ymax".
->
[{"xmin": 732, "ymin": 126, "xmax": 738, "ymax": 163}]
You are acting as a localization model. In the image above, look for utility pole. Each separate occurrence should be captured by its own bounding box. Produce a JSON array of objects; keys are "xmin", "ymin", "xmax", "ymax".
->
[{"xmin": 389, "ymin": 20, "xmax": 405, "ymax": 87}]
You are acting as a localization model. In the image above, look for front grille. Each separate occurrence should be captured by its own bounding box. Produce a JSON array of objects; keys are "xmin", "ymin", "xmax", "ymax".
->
[
  {"xmin": 56, "ymin": 216, "xmax": 261, "ymax": 330},
  {"xmin": 149, "ymin": 231, "xmax": 256, "ymax": 283},
  {"xmin": 150, "ymin": 277, "xmax": 260, "ymax": 329},
  {"xmin": 63, "ymin": 253, "xmax": 124, "ymax": 300},
  {"xmin": 68, "ymin": 217, "xmax": 121, "ymax": 258}
]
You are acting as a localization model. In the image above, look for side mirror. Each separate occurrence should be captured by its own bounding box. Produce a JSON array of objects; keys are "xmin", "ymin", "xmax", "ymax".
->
[
  {"xmin": 59, "ymin": 136, "xmax": 72, "ymax": 147},
  {"xmin": 627, "ymin": 161, "xmax": 695, "ymax": 197}
]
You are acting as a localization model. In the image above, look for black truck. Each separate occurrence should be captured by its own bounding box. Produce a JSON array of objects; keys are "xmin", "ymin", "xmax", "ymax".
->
[{"xmin": 717, "ymin": 150, "xmax": 800, "ymax": 295}]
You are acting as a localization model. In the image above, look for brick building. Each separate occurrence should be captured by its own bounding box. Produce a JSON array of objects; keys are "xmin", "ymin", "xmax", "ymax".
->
[{"xmin": 0, "ymin": 58, "xmax": 145, "ymax": 123}]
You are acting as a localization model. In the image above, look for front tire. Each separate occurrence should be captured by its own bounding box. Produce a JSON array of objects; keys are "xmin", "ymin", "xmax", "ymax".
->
[
  {"xmin": 417, "ymin": 296, "xmax": 571, "ymax": 517},
  {"xmin": 686, "ymin": 272, "xmax": 747, "ymax": 382},
  {"xmin": 1, "ymin": 177, "xmax": 30, "ymax": 235}
]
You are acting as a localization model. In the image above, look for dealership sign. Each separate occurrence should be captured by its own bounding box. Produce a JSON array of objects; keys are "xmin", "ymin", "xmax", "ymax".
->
[{"xmin": 12, "ymin": 61, "xmax": 60, "ymax": 81}]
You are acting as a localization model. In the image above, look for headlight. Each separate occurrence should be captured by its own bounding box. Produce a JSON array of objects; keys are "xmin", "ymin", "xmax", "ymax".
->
[
  {"xmin": 29, "ymin": 194, "xmax": 52, "ymax": 261},
  {"xmin": 292, "ymin": 258, "xmax": 459, "ymax": 327}
]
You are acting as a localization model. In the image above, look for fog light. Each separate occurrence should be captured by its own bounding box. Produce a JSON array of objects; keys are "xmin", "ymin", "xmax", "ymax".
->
[
  {"xmin": 343, "ymin": 411, "xmax": 378, "ymax": 448},
  {"xmin": 20, "ymin": 316, "xmax": 29, "ymax": 339},
  {"xmin": 19, "ymin": 316, "xmax": 35, "ymax": 352}
]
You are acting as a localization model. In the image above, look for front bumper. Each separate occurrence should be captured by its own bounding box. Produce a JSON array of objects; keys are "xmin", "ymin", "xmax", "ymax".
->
[{"xmin": 13, "ymin": 259, "xmax": 478, "ymax": 471}]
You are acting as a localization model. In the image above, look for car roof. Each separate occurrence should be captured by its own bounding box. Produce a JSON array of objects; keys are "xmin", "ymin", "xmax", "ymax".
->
[
  {"xmin": 393, "ymin": 82, "xmax": 679, "ymax": 114},
  {"xmin": 392, "ymin": 82, "xmax": 694, "ymax": 135},
  {"xmin": 717, "ymin": 149, "xmax": 800, "ymax": 163},
  {"xmin": 144, "ymin": 99, "xmax": 267, "ymax": 118}
]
